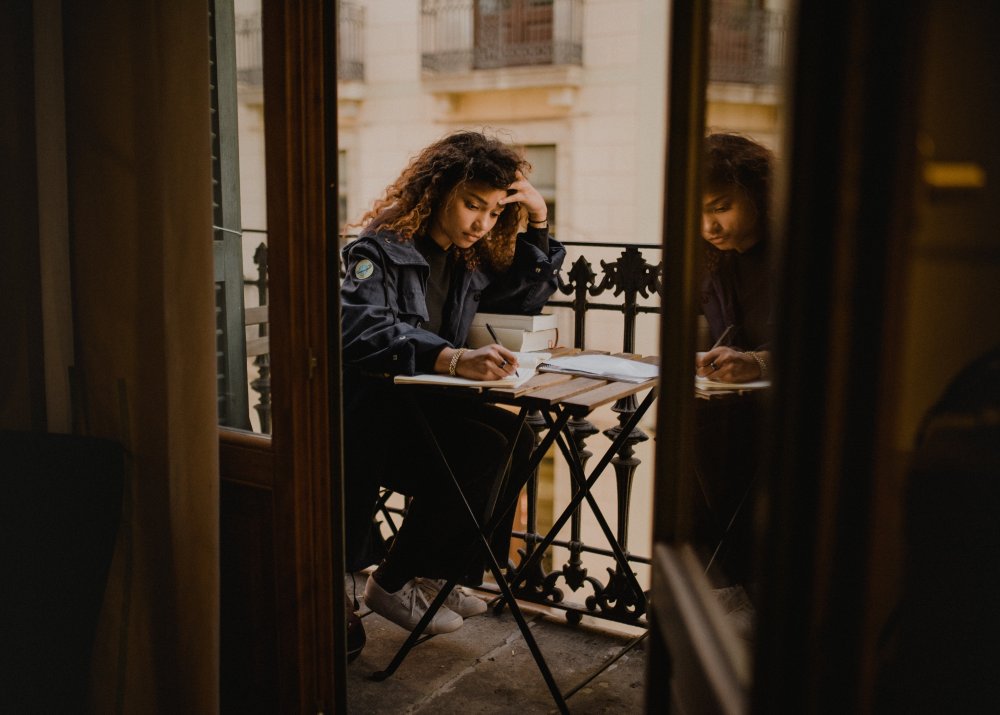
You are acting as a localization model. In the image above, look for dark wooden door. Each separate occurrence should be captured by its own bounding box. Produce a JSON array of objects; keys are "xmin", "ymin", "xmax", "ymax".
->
[{"xmin": 217, "ymin": 0, "xmax": 345, "ymax": 713}]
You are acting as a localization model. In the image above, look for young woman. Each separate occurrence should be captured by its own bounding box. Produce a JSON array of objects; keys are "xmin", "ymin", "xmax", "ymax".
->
[
  {"xmin": 340, "ymin": 130, "xmax": 566, "ymax": 636},
  {"xmin": 694, "ymin": 132, "xmax": 775, "ymax": 384}
]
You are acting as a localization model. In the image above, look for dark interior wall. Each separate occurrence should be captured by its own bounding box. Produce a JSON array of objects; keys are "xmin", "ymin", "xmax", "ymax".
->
[
  {"xmin": 58, "ymin": 0, "xmax": 220, "ymax": 710},
  {"xmin": 0, "ymin": 1, "xmax": 46, "ymax": 430},
  {"xmin": 894, "ymin": 0, "xmax": 1000, "ymax": 445},
  {"xmin": 866, "ymin": 1, "xmax": 1000, "ymax": 709}
]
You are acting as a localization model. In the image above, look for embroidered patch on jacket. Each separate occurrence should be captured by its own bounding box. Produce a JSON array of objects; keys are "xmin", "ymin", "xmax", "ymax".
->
[{"xmin": 354, "ymin": 259, "xmax": 374, "ymax": 280}]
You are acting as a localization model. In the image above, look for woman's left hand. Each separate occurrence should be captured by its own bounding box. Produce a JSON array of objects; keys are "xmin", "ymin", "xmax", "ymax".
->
[
  {"xmin": 500, "ymin": 170, "xmax": 548, "ymax": 224},
  {"xmin": 695, "ymin": 347, "xmax": 763, "ymax": 383}
]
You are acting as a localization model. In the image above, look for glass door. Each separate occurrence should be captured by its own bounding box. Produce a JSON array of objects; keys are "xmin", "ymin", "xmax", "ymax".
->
[{"xmin": 214, "ymin": 0, "xmax": 343, "ymax": 711}]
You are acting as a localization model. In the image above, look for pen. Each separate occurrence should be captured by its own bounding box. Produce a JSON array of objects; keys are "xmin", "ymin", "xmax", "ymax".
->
[
  {"xmin": 710, "ymin": 324, "xmax": 735, "ymax": 350},
  {"xmin": 486, "ymin": 323, "xmax": 501, "ymax": 345}
]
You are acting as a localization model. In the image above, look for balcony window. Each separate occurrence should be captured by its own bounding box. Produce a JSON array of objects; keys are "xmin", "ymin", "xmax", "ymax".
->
[
  {"xmin": 338, "ymin": 0, "xmax": 365, "ymax": 81},
  {"xmin": 422, "ymin": 0, "xmax": 582, "ymax": 74},
  {"xmin": 709, "ymin": 3, "xmax": 788, "ymax": 85}
]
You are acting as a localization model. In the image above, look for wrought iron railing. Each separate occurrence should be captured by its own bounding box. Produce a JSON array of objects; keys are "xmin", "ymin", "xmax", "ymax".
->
[
  {"xmin": 501, "ymin": 241, "xmax": 661, "ymax": 626},
  {"xmin": 251, "ymin": 237, "xmax": 663, "ymax": 626},
  {"xmin": 234, "ymin": 3, "xmax": 366, "ymax": 86},
  {"xmin": 245, "ymin": 237, "xmax": 271, "ymax": 434},
  {"xmin": 421, "ymin": 0, "xmax": 583, "ymax": 74},
  {"xmin": 709, "ymin": 4, "xmax": 788, "ymax": 85}
]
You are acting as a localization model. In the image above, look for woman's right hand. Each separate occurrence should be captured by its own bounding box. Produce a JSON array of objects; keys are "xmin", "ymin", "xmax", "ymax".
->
[{"xmin": 452, "ymin": 345, "xmax": 519, "ymax": 380}]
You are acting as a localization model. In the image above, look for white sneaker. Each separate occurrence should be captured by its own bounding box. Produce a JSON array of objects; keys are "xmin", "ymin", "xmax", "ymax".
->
[
  {"xmin": 364, "ymin": 575, "xmax": 463, "ymax": 634},
  {"xmin": 419, "ymin": 578, "xmax": 489, "ymax": 618}
]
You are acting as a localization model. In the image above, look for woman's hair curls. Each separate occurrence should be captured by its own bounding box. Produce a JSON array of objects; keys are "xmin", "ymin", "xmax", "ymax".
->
[
  {"xmin": 352, "ymin": 130, "xmax": 531, "ymax": 271},
  {"xmin": 702, "ymin": 132, "xmax": 774, "ymax": 272}
]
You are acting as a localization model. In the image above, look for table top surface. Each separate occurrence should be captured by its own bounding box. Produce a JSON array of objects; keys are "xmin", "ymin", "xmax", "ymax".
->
[
  {"xmin": 484, "ymin": 349, "xmax": 658, "ymax": 417},
  {"xmin": 396, "ymin": 347, "xmax": 768, "ymax": 416},
  {"xmin": 393, "ymin": 348, "xmax": 658, "ymax": 417}
]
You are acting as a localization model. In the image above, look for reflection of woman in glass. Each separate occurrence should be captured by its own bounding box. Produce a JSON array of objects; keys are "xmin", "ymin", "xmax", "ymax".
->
[
  {"xmin": 695, "ymin": 133, "xmax": 774, "ymax": 383},
  {"xmin": 691, "ymin": 133, "xmax": 775, "ymax": 637}
]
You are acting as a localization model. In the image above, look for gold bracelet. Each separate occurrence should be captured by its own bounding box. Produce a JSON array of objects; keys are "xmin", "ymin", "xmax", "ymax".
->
[
  {"xmin": 744, "ymin": 350, "xmax": 768, "ymax": 379},
  {"xmin": 448, "ymin": 348, "xmax": 467, "ymax": 376},
  {"xmin": 527, "ymin": 216, "xmax": 548, "ymax": 226}
]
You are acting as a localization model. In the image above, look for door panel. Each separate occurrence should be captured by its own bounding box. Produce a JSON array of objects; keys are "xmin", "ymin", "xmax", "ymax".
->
[{"xmin": 217, "ymin": 0, "xmax": 343, "ymax": 711}]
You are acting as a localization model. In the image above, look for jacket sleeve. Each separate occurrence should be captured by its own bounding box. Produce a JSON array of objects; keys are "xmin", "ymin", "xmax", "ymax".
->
[
  {"xmin": 340, "ymin": 239, "xmax": 450, "ymax": 375},
  {"xmin": 478, "ymin": 227, "xmax": 567, "ymax": 314}
]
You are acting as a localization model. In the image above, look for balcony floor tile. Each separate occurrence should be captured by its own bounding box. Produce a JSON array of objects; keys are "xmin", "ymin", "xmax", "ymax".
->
[{"xmin": 346, "ymin": 587, "xmax": 647, "ymax": 713}]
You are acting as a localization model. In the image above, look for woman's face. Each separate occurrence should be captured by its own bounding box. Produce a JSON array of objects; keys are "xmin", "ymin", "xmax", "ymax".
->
[
  {"xmin": 429, "ymin": 182, "xmax": 507, "ymax": 251},
  {"xmin": 701, "ymin": 186, "xmax": 761, "ymax": 253}
]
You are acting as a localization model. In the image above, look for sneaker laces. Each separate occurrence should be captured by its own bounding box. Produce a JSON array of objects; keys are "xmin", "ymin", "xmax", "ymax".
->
[
  {"xmin": 399, "ymin": 579, "xmax": 435, "ymax": 619},
  {"xmin": 419, "ymin": 578, "xmax": 480, "ymax": 610}
]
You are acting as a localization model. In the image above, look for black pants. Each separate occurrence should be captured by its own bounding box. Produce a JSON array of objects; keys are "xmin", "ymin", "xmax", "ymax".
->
[
  {"xmin": 345, "ymin": 394, "xmax": 534, "ymax": 585},
  {"xmin": 691, "ymin": 394, "xmax": 763, "ymax": 588}
]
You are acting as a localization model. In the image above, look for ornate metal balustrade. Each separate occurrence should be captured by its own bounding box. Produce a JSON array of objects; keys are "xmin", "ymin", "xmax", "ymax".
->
[
  {"xmin": 709, "ymin": 4, "xmax": 788, "ymax": 85},
  {"xmin": 421, "ymin": 0, "xmax": 583, "ymax": 74},
  {"xmin": 251, "ymin": 236, "xmax": 663, "ymax": 626},
  {"xmin": 501, "ymin": 241, "xmax": 662, "ymax": 627},
  {"xmin": 247, "ymin": 239, "xmax": 271, "ymax": 433}
]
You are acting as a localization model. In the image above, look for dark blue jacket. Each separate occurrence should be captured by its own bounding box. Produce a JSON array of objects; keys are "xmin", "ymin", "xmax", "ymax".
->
[
  {"xmin": 339, "ymin": 226, "xmax": 565, "ymax": 569},
  {"xmin": 341, "ymin": 226, "xmax": 565, "ymax": 378},
  {"xmin": 700, "ymin": 240, "xmax": 773, "ymax": 352}
]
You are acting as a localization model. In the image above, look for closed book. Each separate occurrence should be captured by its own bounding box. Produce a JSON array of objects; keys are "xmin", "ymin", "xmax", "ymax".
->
[
  {"xmin": 467, "ymin": 326, "xmax": 559, "ymax": 352},
  {"xmin": 470, "ymin": 311, "xmax": 559, "ymax": 332}
]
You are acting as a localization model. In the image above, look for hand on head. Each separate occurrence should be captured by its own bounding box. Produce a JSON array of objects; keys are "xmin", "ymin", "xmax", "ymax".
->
[{"xmin": 499, "ymin": 170, "xmax": 548, "ymax": 224}]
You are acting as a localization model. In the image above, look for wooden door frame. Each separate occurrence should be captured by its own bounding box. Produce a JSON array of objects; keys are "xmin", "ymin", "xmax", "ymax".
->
[
  {"xmin": 220, "ymin": 0, "xmax": 344, "ymax": 712},
  {"xmin": 649, "ymin": 0, "xmax": 747, "ymax": 712},
  {"xmin": 648, "ymin": 0, "xmax": 926, "ymax": 712}
]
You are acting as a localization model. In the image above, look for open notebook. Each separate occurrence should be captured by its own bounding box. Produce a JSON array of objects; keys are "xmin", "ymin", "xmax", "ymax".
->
[
  {"xmin": 393, "ymin": 352, "xmax": 551, "ymax": 390},
  {"xmin": 695, "ymin": 375, "xmax": 771, "ymax": 391}
]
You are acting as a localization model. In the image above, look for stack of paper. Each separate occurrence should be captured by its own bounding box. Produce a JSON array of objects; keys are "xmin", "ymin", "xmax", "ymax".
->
[{"xmin": 538, "ymin": 354, "xmax": 658, "ymax": 383}]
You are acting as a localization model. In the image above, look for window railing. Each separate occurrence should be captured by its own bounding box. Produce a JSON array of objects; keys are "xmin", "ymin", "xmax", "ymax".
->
[
  {"xmin": 234, "ymin": 3, "xmax": 366, "ymax": 86},
  {"xmin": 234, "ymin": 13, "xmax": 263, "ymax": 87},
  {"xmin": 338, "ymin": 1, "xmax": 366, "ymax": 82},
  {"xmin": 421, "ymin": 0, "xmax": 583, "ymax": 74},
  {"xmin": 709, "ymin": 4, "xmax": 788, "ymax": 85}
]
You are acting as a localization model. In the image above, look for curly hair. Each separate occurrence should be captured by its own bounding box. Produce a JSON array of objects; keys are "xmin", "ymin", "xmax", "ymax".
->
[
  {"xmin": 353, "ymin": 130, "xmax": 531, "ymax": 271},
  {"xmin": 702, "ymin": 132, "xmax": 774, "ymax": 273}
]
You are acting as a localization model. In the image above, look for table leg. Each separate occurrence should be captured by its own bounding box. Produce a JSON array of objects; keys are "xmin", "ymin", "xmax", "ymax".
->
[
  {"xmin": 499, "ymin": 388, "xmax": 658, "ymax": 612},
  {"xmin": 372, "ymin": 393, "xmax": 571, "ymax": 714}
]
